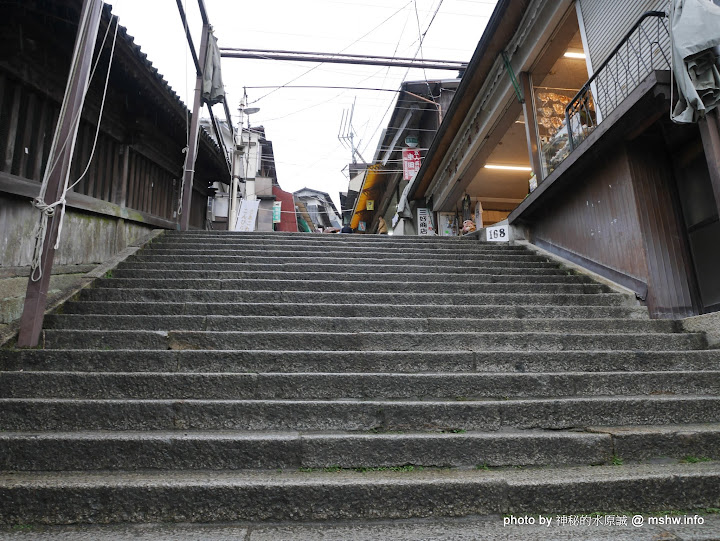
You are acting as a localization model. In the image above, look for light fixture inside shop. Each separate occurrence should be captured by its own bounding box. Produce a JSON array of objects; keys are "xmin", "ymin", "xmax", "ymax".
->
[
  {"xmin": 564, "ymin": 51, "xmax": 586, "ymax": 59},
  {"xmin": 484, "ymin": 164, "xmax": 533, "ymax": 171}
]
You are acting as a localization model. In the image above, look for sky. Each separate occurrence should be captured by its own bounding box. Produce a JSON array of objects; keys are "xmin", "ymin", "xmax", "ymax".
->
[{"xmin": 105, "ymin": 0, "xmax": 498, "ymax": 210}]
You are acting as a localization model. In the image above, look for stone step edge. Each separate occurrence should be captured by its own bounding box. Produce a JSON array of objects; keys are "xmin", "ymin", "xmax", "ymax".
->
[
  {"xmin": 1, "ymin": 428, "xmax": 718, "ymax": 472},
  {"xmin": 0, "ymin": 463, "xmax": 718, "ymax": 524}
]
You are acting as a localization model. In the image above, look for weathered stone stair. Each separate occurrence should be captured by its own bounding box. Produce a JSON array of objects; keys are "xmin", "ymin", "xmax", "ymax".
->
[{"xmin": 1, "ymin": 231, "xmax": 719, "ymax": 526}]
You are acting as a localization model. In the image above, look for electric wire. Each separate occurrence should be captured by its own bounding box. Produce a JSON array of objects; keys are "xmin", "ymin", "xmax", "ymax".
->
[{"xmin": 248, "ymin": 0, "xmax": 413, "ymax": 105}]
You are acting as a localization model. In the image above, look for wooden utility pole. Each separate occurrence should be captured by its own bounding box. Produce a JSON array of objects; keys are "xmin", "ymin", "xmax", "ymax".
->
[
  {"xmin": 17, "ymin": 0, "xmax": 103, "ymax": 347},
  {"xmin": 179, "ymin": 24, "xmax": 210, "ymax": 230}
]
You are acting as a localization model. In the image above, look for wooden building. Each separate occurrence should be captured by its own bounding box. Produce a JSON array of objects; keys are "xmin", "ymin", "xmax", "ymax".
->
[
  {"xmin": 0, "ymin": 0, "xmax": 228, "ymax": 270},
  {"xmin": 400, "ymin": 0, "xmax": 720, "ymax": 319}
]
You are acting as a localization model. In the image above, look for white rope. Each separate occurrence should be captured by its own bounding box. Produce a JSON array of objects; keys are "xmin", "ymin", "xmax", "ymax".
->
[
  {"xmin": 29, "ymin": 14, "xmax": 118, "ymax": 281},
  {"xmin": 55, "ymin": 18, "xmax": 119, "ymax": 250}
]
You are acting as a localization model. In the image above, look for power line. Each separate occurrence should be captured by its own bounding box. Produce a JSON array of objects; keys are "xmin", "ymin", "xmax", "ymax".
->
[
  {"xmin": 245, "ymin": 84, "xmax": 405, "ymax": 93},
  {"xmin": 248, "ymin": 1, "xmax": 414, "ymax": 105},
  {"xmin": 220, "ymin": 48, "xmax": 467, "ymax": 70}
]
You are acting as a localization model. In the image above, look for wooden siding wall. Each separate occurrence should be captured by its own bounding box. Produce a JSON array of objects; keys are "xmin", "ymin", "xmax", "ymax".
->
[
  {"xmin": 530, "ymin": 146, "xmax": 650, "ymax": 290},
  {"xmin": 626, "ymin": 132, "xmax": 698, "ymax": 318},
  {"xmin": 0, "ymin": 72, "xmax": 181, "ymax": 223}
]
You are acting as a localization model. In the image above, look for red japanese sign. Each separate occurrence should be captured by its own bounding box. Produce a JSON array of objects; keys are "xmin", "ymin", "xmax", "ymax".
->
[{"xmin": 402, "ymin": 148, "xmax": 422, "ymax": 181}]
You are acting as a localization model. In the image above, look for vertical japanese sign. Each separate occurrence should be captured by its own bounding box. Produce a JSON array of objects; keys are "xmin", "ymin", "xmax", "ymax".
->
[
  {"xmin": 417, "ymin": 208, "xmax": 435, "ymax": 236},
  {"xmin": 235, "ymin": 199, "xmax": 260, "ymax": 231},
  {"xmin": 272, "ymin": 201, "xmax": 282, "ymax": 223},
  {"xmin": 402, "ymin": 148, "xmax": 422, "ymax": 181}
]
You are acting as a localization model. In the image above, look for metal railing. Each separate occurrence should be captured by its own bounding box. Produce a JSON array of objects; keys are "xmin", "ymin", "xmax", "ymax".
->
[{"xmin": 565, "ymin": 11, "xmax": 670, "ymax": 151}]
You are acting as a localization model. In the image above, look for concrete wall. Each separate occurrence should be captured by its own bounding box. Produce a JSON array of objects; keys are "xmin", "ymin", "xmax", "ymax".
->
[{"xmin": 1, "ymin": 193, "xmax": 155, "ymax": 270}]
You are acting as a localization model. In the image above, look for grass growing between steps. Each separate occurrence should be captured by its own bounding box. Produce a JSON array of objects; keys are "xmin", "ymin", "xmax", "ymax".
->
[
  {"xmin": 298, "ymin": 465, "xmax": 426, "ymax": 473},
  {"xmin": 681, "ymin": 456, "xmax": 712, "ymax": 463}
]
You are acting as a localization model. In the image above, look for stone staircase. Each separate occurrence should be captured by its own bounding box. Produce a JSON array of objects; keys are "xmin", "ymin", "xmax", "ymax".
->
[{"xmin": 1, "ymin": 231, "xmax": 719, "ymax": 526}]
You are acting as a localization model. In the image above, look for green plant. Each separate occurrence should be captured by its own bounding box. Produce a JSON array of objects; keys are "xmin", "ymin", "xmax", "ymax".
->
[
  {"xmin": 611, "ymin": 455, "xmax": 623, "ymax": 466},
  {"xmin": 104, "ymin": 270, "xmax": 113, "ymax": 278},
  {"xmin": 476, "ymin": 463, "xmax": 490, "ymax": 470},
  {"xmin": 681, "ymin": 456, "xmax": 711, "ymax": 464}
]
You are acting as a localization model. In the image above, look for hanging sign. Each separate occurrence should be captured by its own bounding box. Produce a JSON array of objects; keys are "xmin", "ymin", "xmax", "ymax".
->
[
  {"xmin": 366, "ymin": 200, "xmax": 375, "ymax": 211},
  {"xmin": 272, "ymin": 201, "xmax": 282, "ymax": 223},
  {"xmin": 416, "ymin": 208, "xmax": 435, "ymax": 236},
  {"xmin": 235, "ymin": 199, "xmax": 260, "ymax": 231},
  {"xmin": 402, "ymin": 148, "xmax": 422, "ymax": 181},
  {"xmin": 405, "ymin": 136, "xmax": 419, "ymax": 148},
  {"xmin": 438, "ymin": 212, "xmax": 458, "ymax": 237},
  {"xmin": 474, "ymin": 201, "xmax": 483, "ymax": 230}
]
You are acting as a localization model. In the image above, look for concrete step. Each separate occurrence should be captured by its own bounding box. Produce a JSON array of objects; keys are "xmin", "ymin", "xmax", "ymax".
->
[
  {"xmin": 117, "ymin": 261, "xmax": 567, "ymax": 274},
  {"xmin": 59, "ymin": 301, "xmax": 651, "ymax": 319},
  {"xmin": 0, "ymin": 463, "xmax": 718, "ymax": 523},
  {"xmin": 43, "ymin": 315, "xmax": 676, "ymax": 333},
  {"xmin": 40, "ymin": 329, "xmax": 708, "ymax": 351},
  {"xmin": 2, "ymin": 371, "xmax": 718, "ymax": 399},
  {"xmin": 148, "ymin": 240, "xmax": 528, "ymax": 252},
  {"xmin": 4, "ymin": 350, "xmax": 719, "ymax": 374},
  {"xmin": 112, "ymin": 268, "xmax": 594, "ymax": 283},
  {"xmin": 160, "ymin": 231, "xmax": 483, "ymax": 242},
  {"xmin": 2, "ymin": 513, "xmax": 717, "ymax": 540},
  {"xmin": 3, "ymin": 396, "xmax": 719, "ymax": 431},
  {"xmin": 2, "ymin": 424, "xmax": 718, "ymax": 472},
  {"xmin": 131, "ymin": 251, "xmax": 550, "ymax": 263},
  {"xmin": 77, "ymin": 288, "xmax": 635, "ymax": 306},
  {"xmin": 0, "ymin": 429, "xmax": 614, "ymax": 471},
  {"xmin": 92, "ymin": 278, "xmax": 609, "ymax": 295}
]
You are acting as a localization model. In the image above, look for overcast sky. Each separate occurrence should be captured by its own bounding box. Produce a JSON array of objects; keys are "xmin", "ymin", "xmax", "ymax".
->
[{"xmin": 105, "ymin": 0, "xmax": 497, "ymax": 209}]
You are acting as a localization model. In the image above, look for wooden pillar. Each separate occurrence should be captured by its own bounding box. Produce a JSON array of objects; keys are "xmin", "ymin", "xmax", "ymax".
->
[
  {"xmin": 698, "ymin": 108, "xmax": 720, "ymax": 218},
  {"xmin": 179, "ymin": 24, "xmax": 210, "ymax": 231},
  {"xmin": 17, "ymin": 0, "xmax": 103, "ymax": 347}
]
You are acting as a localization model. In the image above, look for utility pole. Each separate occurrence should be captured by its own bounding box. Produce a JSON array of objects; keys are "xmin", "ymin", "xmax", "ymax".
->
[
  {"xmin": 17, "ymin": 0, "xmax": 103, "ymax": 347},
  {"xmin": 179, "ymin": 23, "xmax": 210, "ymax": 230}
]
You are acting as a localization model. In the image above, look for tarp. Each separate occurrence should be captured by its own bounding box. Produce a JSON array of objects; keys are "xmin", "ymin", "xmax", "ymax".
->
[
  {"xmin": 670, "ymin": 0, "xmax": 720, "ymax": 123},
  {"xmin": 202, "ymin": 29, "xmax": 225, "ymax": 105}
]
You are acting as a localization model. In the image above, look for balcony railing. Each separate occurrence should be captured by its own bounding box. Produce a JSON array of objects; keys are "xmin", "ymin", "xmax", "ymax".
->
[{"xmin": 565, "ymin": 11, "xmax": 671, "ymax": 151}]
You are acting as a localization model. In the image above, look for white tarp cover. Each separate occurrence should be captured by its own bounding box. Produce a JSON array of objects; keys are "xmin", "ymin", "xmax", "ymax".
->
[{"xmin": 671, "ymin": 0, "xmax": 720, "ymax": 123}]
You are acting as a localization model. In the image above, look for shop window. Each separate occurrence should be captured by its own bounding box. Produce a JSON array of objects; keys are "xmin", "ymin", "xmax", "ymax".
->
[{"xmin": 530, "ymin": 17, "xmax": 592, "ymax": 178}]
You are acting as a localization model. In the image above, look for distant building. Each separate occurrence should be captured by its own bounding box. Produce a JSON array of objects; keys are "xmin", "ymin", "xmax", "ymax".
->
[
  {"xmin": 207, "ymin": 122, "xmax": 297, "ymax": 232},
  {"xmin": 345, "ymin": 79, "xmax": 460, "ymax": 235},
  {"xmin": 294, "ymin": 188, "xmax": 342, "ymax": 231}
]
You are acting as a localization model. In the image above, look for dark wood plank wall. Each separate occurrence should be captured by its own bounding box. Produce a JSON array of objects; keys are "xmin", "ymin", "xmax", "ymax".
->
[
  {"xmin": 530, "ymin": 147, "xmax": 650, "ymax": 289},
  {"xmin": 626, "ymin": 132, "xmax": 698, "ymax": 318},
  {"xmin": 0, "ymin": 71, "xmax": 184, "ymax": 223},
  {"xmin": 0, "ymin": 2, "xmax": 226, "ymax": 231}
]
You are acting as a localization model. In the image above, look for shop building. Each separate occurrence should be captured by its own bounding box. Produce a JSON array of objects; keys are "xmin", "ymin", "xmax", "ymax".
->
[{"xmin": 399, "ymin": 0, "xmax": 720, "ymax": 319}]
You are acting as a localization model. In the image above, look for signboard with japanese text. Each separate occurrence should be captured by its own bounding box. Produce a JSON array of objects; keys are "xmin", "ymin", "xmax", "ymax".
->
[
  {"xmin": 272, "ymin": 201, "xmax": 282, "ymax": 223},
  {"xmin": 402, "ymin": 148, "xmax": 422, "ymax": 181},
  {"xmin": 438, "ymin": 212, "xmax": 458, "ymax": 236},
  {"xmin": 416, "ymin": 208, "xmax": 435, "ymax": 236},
  {"xmin": 235, "ymin": 199, "xmax": 260, "ymax": 231}
]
